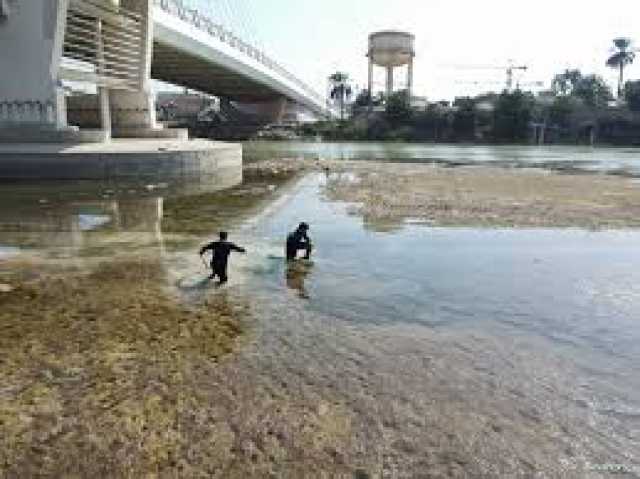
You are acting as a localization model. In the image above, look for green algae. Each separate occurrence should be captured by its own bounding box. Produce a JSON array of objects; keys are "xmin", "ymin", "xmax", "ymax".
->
[{"xmin": 0, "ymin": 259, "xmax": 248, "ymax": 477}]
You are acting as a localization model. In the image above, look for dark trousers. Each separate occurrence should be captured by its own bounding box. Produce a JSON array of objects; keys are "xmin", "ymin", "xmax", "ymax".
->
[
  {"xmin": 286, "ymin": 241, "xmax": 312, "ymax": 261},
  {"xmin": 210, "ymin": 261, "xmax": 228, "ymax": 283}
]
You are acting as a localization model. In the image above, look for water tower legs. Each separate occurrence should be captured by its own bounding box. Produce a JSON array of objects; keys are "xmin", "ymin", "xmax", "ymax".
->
[
  {"xmin": 386, "ymin": 67, "xmax": 394, "ymax": 97},
  {"xmin": 368, "ymin": 58, "xmax": 374, "ymax": 98},
  {"xmin": 407, "ymin": 56, "xmax": 414, "ymax": 99}
]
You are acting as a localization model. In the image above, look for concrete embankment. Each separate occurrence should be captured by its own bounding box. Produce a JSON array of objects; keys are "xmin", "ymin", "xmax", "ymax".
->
[{"xmin": 0, "ymin": 139, "xmax": 241, "ymax": 182}]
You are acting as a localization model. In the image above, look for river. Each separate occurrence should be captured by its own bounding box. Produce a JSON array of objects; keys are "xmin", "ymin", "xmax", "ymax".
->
[
  {"xmin": 0, "ymin": 142, "xmax": 639, "ymax": 477},
  {"xmin": 244, "ymin": 140, "xmax": 640, "ymax": 177}
]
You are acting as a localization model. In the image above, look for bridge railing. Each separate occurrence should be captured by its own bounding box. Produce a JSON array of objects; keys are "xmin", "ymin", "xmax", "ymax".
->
[{"xmin": 154, "ymin": 0, "xmax": 326, "ymax": 109}]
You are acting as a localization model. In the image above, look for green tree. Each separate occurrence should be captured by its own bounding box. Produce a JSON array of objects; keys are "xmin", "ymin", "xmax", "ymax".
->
[
  {"xmin": 385, "ymin": 90, "xmax": 412, "ymax": 123},
  {"xmin": 548, "ymin": 96, "xmax": 577, "ymax": 128},
  {"xmin": 412, "ymin": 104, "xmax": 452, "ymax": 141},
  {"xmin": 572, "ymin": 74, "xmax": 613, "ymax": 108},
  {"xmin": 452, "ymin": 97, "xmax": 477, "ymax": 140},
  {"xmin": 354, "ymin": 89, "xmax": 371, "ymax": 108},
  {"xmin": 624, "ymin": 80, "xmax": 640, "ymax": 111},
  {"xmin": 551, "ymin": 69, "xmax": 583, "ymax": 96},
  {"xmin": 606, "ymin": 38, "xmax": 636, "ymax": 98},
  {"xmin": 493, "ymin": 90, "xmax": 535, "ymax": 142},
  {"xmin": 329, "ymin": 72, "xmax": 352, "ymax": 121}
]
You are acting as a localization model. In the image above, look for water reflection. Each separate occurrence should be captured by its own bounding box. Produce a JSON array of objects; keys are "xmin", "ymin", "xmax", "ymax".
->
[
  {"xmin": 0, "ymin": 195, "xmax": 166, "ymax": 253},
  {"xmin": 0, "ymin": 164, "xmax": 242, "ymax": 253},
  {"xmin": 285, "ymin": 260, "xmax": 313, "ymax": 299}
]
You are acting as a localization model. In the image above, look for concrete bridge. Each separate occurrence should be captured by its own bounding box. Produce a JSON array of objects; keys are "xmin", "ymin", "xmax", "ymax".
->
[{"xmin": 0, "ymin": 0, "xmax": 330, "ymax": 143}]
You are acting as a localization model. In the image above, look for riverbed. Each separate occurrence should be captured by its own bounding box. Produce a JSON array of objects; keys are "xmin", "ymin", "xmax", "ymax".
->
[{"xmin": 1, "ymin": 143, "xmax": 639, "ymax": 477}]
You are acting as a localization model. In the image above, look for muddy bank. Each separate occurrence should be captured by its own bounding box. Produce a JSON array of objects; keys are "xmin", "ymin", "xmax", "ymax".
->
[{"xmin": 318, "ymin": 161, "xmax": 640, "ymax": 229}]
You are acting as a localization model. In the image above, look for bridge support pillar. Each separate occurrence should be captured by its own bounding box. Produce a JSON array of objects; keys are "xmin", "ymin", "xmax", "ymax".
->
[
  {"xmin": 0, "ymin": 0, "xmax": 86, "ymax": 142},
  {"xmin": 110, "ymin": 0, "xmax": 154, "ymax": 134},
  {"xmin": 108, "ymin": 0, "xmax": 185, "ymax": 139}
]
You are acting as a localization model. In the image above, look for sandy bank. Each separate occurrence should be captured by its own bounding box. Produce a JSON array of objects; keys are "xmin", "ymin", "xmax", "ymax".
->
[{"xmin": 320, "ymin": 161, "xmax": 640, "ymax": 229}]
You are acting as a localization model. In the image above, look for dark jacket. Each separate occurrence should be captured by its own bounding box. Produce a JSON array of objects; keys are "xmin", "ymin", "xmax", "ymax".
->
[
  {"xmin": 287, "ymin": 229, "xmax": 310, "ymax": 247},
  {"xmin": 286, "ymin": 228, "xmax": 311, "ymax": 260},
  {"xmin": 200, "ymin": 241, "xmax": 245, "ymax": 269}
]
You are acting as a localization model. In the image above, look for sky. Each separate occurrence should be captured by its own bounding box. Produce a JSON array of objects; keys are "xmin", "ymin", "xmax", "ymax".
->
[{"xmin": 189, "ymin": 0, "xmax": 640, "ymax": 101}]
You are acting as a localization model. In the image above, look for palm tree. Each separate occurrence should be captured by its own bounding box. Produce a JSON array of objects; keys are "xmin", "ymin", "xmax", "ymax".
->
[
  {"xmin": 329, "ymin": 72, "xmax": 352, "ymax": 121},
  {"xmin": 606, "ymin": 38, "xmax": 636, "ymax": 98}
]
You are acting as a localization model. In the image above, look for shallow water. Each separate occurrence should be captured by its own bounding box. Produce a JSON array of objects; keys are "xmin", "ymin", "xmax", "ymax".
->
[
  {"xmin": 222, "ymin": 170, "xmax": 640, "ymax": 475},
  {"xmin": 1, "ymin": 156, "xmax": 640, "ymax": 475},
  {"xmin": 244, "ymin": 141, "xmax": 640, "ymax": 177},
  {"xmin": 0, "ymin": 246, "xmax": 19, "ymax": 259},
  {"xmin": 251, "ymin": 174, "xmax": 640, "ymax": 395}
]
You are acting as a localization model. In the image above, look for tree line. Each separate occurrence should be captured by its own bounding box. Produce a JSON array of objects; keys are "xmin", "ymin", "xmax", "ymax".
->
[{"xmin": 308, "ymin": 39, "xmax": 640, "ymax": 145}]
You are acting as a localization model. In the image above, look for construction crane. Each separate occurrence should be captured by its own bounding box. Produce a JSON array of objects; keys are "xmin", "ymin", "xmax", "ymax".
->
[
  {"xmin": 446, "ymin": 60, "xmax": 529, "ymax": 91},
  {"xmin": 456, "ymin": 79, "xmax": 544, "ymax": 91}
]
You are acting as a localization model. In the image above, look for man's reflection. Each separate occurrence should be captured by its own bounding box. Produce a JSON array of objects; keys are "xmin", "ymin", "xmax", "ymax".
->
[{"xmin": 285, "ymin": 260, "xmax": 313, "ymax": 299}]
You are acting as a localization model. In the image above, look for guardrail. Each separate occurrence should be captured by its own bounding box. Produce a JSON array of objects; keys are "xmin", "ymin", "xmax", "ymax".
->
[
  {"xmin": 153, "ymin": 0, "xmax": 326, "ymax": 108},
  {"xmin": 62, "ymin": 0, "xmax": 145, "ymax": 90}
]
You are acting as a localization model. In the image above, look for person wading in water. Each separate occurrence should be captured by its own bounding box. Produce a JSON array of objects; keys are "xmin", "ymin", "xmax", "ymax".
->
[
  {"xmin": 286, "ymin": 222, "xmax": 313, "ymax": 261},
  {"xmin": 199, "ymin": 232, "xmax": 246, "ymax": 284}
]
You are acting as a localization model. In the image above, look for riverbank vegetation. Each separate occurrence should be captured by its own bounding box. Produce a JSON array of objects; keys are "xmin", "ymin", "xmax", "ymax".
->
[{"xmin": 302, "ymin": 67, "xmax": 640, "ymax": 146}]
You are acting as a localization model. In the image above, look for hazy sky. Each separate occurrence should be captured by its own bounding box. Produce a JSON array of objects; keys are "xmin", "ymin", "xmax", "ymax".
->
[{"xmin": 230, "ymin": 0, "xmax": 640, "ymax": 100}]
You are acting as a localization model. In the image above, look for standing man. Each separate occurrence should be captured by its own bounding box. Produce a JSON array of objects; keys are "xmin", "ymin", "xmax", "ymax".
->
[
  {"xmin": 199, "ymin": 232, "xmax": 246, "ymax": 284},
  {"xmin": 286, "ymin": 222, "xmax": 313, "ymax": 261}
]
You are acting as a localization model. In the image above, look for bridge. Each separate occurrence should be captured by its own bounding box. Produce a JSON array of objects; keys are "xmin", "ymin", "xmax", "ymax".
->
[{"xmin": 0, "ymin": 0, "xmax": 331, "ymax": 143}]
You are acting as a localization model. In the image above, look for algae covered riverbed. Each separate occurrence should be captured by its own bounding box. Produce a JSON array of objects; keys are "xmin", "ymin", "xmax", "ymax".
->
[{"xmin": 1, "ymin": 149, "xmax": 640, "ymax": 477}]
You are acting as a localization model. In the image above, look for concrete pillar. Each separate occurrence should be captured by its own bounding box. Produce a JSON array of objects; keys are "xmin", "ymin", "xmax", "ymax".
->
[
  {"xmin": 96, "ymin": 17, "xmax": 112, "ymax": 139},
  {"xmin": 368, "ymin": 57, "xmax": 374, "ymax": 99},
  {"xmin": 109, "ymin": 0, "xmax": 158, "ymax": 136},
  {"xmin": 0, "ymin": 0, "xmax": 71, "ymax": 136},
  {"xmin": 386, "ymin": 66, "xmax": 394, "ymax": 97},
  {"xmin": 99, "ymin": 88, "xmax": 112, "ymax": 138},
  {"xmin": 407, "ymin": 56, "xmax": 414, "ymax": 99}
]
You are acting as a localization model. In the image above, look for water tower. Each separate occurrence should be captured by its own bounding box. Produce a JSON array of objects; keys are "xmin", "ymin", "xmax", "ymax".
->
[{"xmin": 367, "ymin": 31, "xmax": 415, "ymax": 98}]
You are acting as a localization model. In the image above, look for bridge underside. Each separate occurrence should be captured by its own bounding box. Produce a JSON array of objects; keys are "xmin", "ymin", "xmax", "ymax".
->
[
  {"xmin": 0, "ymin": 0, "xmax": 328, "ymax": 144},
  {"xmin": 152, "ymin": 41, "xmax": 281, "ymax": 102}
]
